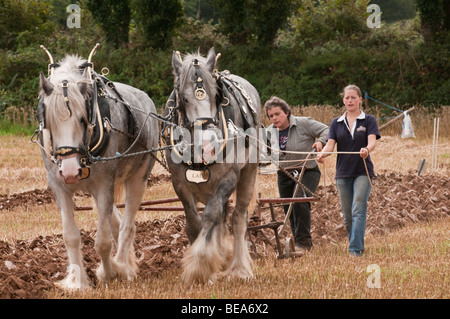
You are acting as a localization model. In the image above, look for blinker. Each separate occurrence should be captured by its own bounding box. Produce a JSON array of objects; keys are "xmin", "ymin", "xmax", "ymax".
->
[{"xmin": 61, "ymin": 80, "xmax": 72, "ymax": 118}]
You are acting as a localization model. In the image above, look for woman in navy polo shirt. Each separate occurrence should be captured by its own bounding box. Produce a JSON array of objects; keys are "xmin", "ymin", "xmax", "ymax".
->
[{"xmin": 317, "ymin": 85, "xmax": 380, "ymax": 257}]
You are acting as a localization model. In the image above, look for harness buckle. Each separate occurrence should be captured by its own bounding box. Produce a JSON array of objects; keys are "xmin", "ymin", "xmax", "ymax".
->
[
  {"xmin": 221, "ymin": 97, "xmax": 230, "ymax": 107},
  {"xmin": 98, "ymin": 87, "xmax": 107, "ymax": 97}
]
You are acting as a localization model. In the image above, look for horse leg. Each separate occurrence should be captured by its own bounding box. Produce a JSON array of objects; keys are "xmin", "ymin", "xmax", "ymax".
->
[
  {"xmin": 225, "ymin": 163, "xmax": 257, "ymax": 280},
  {"xmin": 93, "ymin": 185, "xmax": 127, "ymax": 283},
  {"xmin": 52, "ymin": 187, "xmax": 91, "ymax": 289},
  {"xmin": 114, "ymin": 161, "xmax": 151, "ymax": 281},
  {"xmin": 110, "ymin": 205, "xmax": 122, "ymax": 244},
  {"xmin": 172, "ymin": 183, "xmax": 202, "ymax": 243},
  {"xmin": 181, "ymin": 172, "xmax": 237, "ymax": 286},
  {"xmin": 171, "ymin": 175, "xmax": 202, "ymax": 245}
]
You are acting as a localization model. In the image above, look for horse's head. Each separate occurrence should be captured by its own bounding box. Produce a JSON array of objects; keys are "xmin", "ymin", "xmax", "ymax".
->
[
  {"xmin": 39, "ymin": 55, "xmax": 92, "ymax": 184},
  {"xmin": 172, "ymin": 48, "xmax": 224, "ymax": 164},
  {"xmin": 172, "ymin": 47, "xmax": 218, "ymax": 121}
]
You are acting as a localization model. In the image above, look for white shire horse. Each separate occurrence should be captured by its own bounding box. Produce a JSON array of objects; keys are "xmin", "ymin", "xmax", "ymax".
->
[
  {"xmin": 35, "ymin": 45, "xmax": 158, "ymax": 289},
  {"xmin": 163, "ymin": 48, "xmax": 261, "ymax": 285}
]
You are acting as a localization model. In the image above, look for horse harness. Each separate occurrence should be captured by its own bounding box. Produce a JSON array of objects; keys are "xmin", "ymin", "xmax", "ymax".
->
[
  {"xmin": 162, "ymin": 61, "xmax": 258, "ymax": 172},
  {"xmin": 33, "ymin": 63, "xmax": 136, "ymax": 180}
]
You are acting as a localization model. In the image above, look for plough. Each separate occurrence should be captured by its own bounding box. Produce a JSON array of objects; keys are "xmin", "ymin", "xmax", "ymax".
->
[
  {"xmin": 75, "ymin": 195, "xmax": 319, "ymax": 259},
  {"xmin": 248, "ymin": 195, "xmax": 319, "ymax": 259}
]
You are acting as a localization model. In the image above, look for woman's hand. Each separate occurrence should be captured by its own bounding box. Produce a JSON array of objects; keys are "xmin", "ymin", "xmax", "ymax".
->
[
  {"xmin": 316, "ymin": 153, "xmax": 326, "ymax": 163},
  {"xmin": 312, "ymin": 141, "xmax": 324, "ymax": 152},
  {"xmin": 316, "ymin": 139, "xmax": 335, "ymax": 163},
  {"xmin": 360, "ymin": 147, "xmax": 369, "ymax": 159}
]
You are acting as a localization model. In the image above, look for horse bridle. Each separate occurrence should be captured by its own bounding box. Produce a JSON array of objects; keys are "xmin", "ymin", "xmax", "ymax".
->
[
  {"xmin": 36, "ymin": 78, "xmax": 96, "ymax": 180},
  {"xmin": 35, "ymin": 58, "xmax": 111, "ymax": 179},
  {"xmin": 165, "ymin": 58, "xmax": 228, "ymax": 167}
]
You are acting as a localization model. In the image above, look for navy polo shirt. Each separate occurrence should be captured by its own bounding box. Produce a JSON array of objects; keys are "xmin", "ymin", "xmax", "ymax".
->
[{"xmin": 327, "ymin": 111, "xmax": 381, "ymax": 179}]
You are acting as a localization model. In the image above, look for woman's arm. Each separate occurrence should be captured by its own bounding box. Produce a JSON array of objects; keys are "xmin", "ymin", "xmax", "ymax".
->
[
  {"xmin": 360, "ymin": 134, "xmax": 377, "ymax": 158},
  {"xmin": 316, "ymin": 139, "xmax": 336, "ymax": 163}
]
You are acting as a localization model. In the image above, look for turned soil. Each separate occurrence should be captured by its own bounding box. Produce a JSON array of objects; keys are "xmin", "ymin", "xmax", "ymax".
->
[{"xmin": 0, "ymin": 170, "xmax": 448, "ymax": 299}]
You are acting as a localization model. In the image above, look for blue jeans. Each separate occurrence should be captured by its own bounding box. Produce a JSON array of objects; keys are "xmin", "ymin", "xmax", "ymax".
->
[{"xmin": 336, "ymin": 176, "xmax": 372, "ymax": 256}]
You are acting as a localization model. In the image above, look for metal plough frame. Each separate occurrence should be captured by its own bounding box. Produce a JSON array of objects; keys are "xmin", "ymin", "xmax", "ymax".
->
[
  {"xmin": 248, "ymin": 195, "xmax": 319, "ymax": 259},
  {"xmin": 75, "ymin": 195, "xmax": 319, "ymax": 259}
]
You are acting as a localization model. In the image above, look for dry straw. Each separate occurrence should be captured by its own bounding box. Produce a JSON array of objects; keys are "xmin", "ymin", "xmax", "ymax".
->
[{"xmin": 1, "ymin": 104, "xmax": 449, "ymax": 299}]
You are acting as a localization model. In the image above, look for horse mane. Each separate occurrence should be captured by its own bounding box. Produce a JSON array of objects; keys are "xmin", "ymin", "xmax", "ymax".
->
[
  {"xmin": 177, "ymin": 51, "xmax": 217, "ymax": 102},
  {"xmin": 42, "ymin": 55, "xmax": 92, "ymax": 130}
]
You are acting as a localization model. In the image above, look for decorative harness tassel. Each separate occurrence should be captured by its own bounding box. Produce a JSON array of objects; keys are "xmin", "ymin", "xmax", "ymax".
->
[{"xmin": 193, "ymin": 59, "xmax": 207, "ymax": 100}]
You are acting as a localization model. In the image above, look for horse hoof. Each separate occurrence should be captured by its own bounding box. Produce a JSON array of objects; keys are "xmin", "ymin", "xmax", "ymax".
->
[
  {"xmin": 126, "ymin": 269, "xmax": 137, "ymax": 281},
  {"xmin": 225, "ymin": 267, "xmax": 254, "ymax": 281},
  {"xmin": 96, "ymin": 260, "xmax": 128, "ymax": 283},
  {"xmin": 55, "ymin": 264, "xmax": 91, "ymax": 290},
  {"xmin": 55, "ymin": 276, "xmax": 91, "ymax": 290}
]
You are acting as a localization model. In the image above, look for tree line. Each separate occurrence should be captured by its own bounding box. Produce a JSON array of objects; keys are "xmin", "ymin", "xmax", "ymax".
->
[{"xmin": 0, "ymin": 0, "xmax": 449, "ymax": 122}]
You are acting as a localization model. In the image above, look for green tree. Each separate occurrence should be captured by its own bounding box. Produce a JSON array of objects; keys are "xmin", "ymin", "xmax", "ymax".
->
[
  {"xmin": 49, "ymin": 0, "xmax": 71, "ymax": 26},
  {"xmin": 132, "ymin": 0, "xmax": 183, "ymax": 49},
  {"xmin": 0, "ymin": 0, "xmax": 55, "ymax": 50},
  {"xmin": 212, "ymin": 0, "xmax": 294, "ymax": 46},
  {"xmin": 212, "ymin": 0, "xmax": 249, "ymax": 44},
  {"xmin": 414, "ymin": 0, "xmax": 450, "ymax": 45},
  {"xmin": 251, "ymin": 0, "xmax": 294, "ymax": 45},
  {"xmin": 85, "ymin": 0, "xmax": 131, "ymax": 48},
  {"xmin": 292, "ymin": 0, "xmax": 369, "ymax": 46},
  {"xmin": 368, "ymin": 0, "xmax": 416, "ymax": 23},
  {"xmin": 183, "ymin": 0, "xmax": 219, "ymax": 22}
]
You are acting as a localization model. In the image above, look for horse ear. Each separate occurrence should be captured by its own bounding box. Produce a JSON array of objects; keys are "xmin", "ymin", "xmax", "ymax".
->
[
  {"xmin": 39, "ymin": 71, "xmax": 54, "ymax": 96},
  {"xmin": 172, "ymin": 51, "xmax": 182, "ymax": 77},
  {"xmin": 206, "ymin": 47, "xmax": 216, "ymax": 73}
]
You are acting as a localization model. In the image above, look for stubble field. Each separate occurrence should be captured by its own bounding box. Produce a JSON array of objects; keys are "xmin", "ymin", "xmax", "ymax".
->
[{"xmin": 0, "ymin": 106, "xmax": 449, "ymax": 299}]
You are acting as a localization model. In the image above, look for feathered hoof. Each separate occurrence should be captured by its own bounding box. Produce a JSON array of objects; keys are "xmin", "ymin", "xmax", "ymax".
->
[
  {"xmin": 96, "ymin": 259, "xmax": 128, "ymax": 283},
  {"xmin": 181, "ymin": 255, "xmax": 220, "ymax": 286},
  {"xmin": 126, "ymin": 251, "xmax": 139, "ymax": 281},
  {"xmin": 182, "ymin": 268, "xmax": 218, "ymax": 287},
  {"xmin": 114, "ymin": 253, "xmax": 138, "ymax": 281},
  {"xmin": 55, "ymin": 264, "xmax": 91, "ymax": 290},
  {"xmin": 223, "ymin": 265, "xmax": 254, "ymax": 282},
  {"xmin": 181, "ymin": 248, "xmax": 222, "ymax": 286},
  {"xmin": 124, "ymin": 264, "xmax": 137, "ymax": 282}
]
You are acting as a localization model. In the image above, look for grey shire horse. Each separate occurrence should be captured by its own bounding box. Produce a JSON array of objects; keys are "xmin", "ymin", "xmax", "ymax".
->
[
  {"xmin": 164, "ymin": 47, "xmax": 262, "ymax": 285},
  {"xmin": 35, "ymin": 48, "xmax": 158, "ymax": 289}
]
